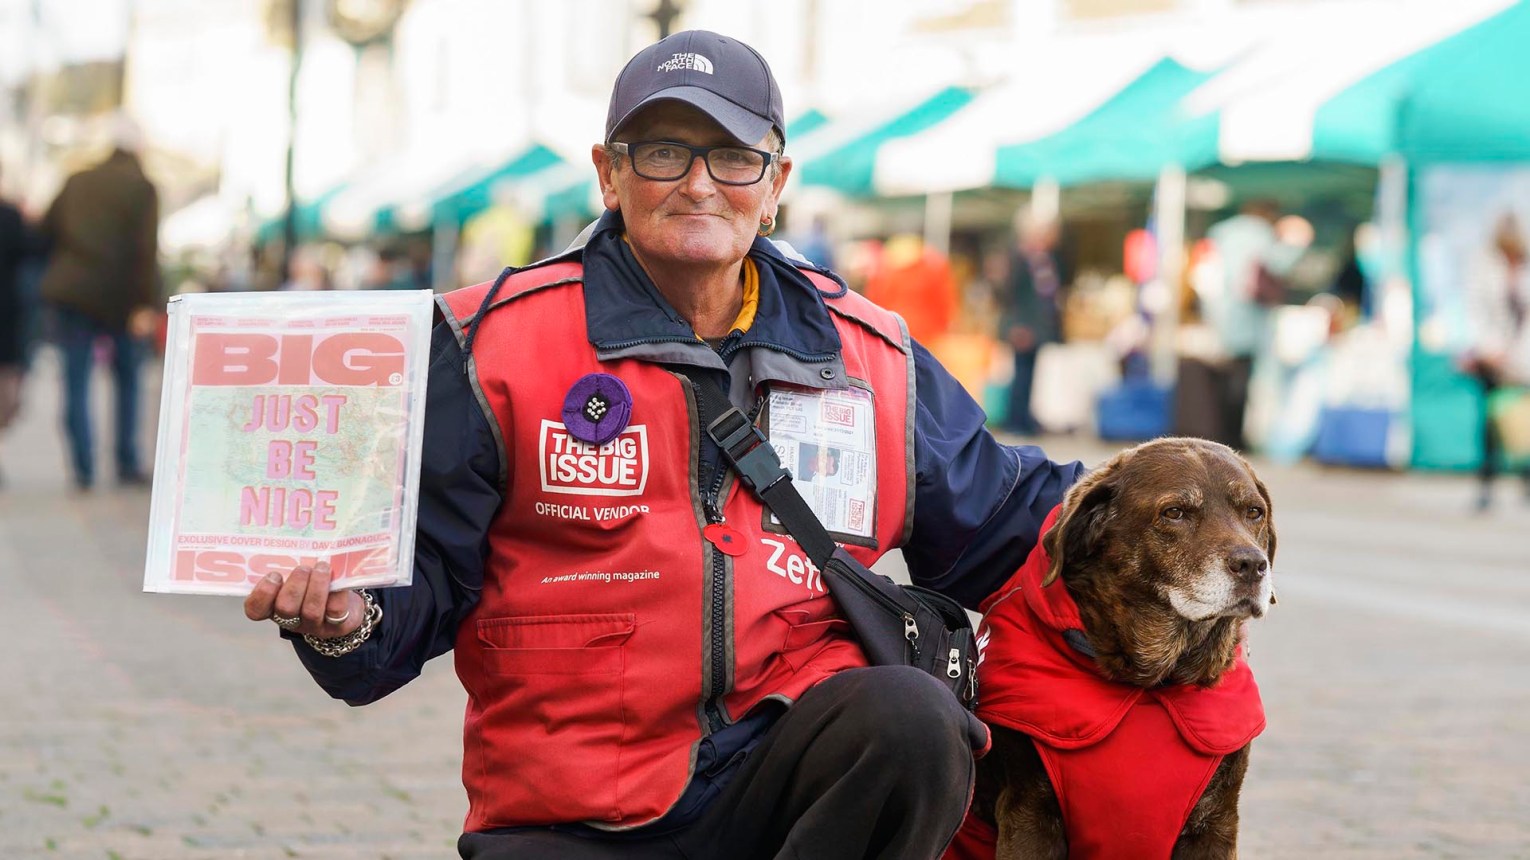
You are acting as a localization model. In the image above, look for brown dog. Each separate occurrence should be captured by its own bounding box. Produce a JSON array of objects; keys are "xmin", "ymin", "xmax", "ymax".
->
[{"xmin": 964, "ymin": 437, "xmax": 1276, "ymax": 860}]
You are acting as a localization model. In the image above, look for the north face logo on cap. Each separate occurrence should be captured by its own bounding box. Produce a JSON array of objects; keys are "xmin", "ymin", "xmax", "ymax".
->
[{"xmin": 657, "ymin": 52, "xmax": 714, "ymax": 74}]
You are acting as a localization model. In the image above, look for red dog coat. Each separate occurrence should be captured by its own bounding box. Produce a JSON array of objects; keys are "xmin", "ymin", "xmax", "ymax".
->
[{"xmin": 945, "ymin": 508, "xmax": 1265, "ymax": 860}]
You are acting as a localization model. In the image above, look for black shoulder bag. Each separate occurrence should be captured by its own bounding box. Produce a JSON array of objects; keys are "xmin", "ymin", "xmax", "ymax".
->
[{"xmin": 695, "ymin": 378, "xmax": 978, "ymax": 710}]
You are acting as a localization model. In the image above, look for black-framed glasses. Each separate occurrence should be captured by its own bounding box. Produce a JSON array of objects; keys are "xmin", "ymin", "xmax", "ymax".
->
[{"xmin": 612, "ymin": 141, "xmax": 776, "ymax": 186}]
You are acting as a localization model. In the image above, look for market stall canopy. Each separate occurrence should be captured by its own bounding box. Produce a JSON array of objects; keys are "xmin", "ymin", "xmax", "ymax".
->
[
  {"xmin": 871, "ymin": 41, "xmax": 1183, "ymax": 196},
  {"xmin": 320, "ymin": 139, "xmax": 487, "ymax": 241},
  {"xmin": 254, "ymin": 183, "xmax": 346, "ymax": 246},
  {"xmin": 413, "ymin": 142, "xmax": 566, "ymax": 230},
  {"xmin": 990, "ymin": 57, "xmax": 1220, "ymax": 189},
  {"xmin": 1313, "ymin": 0, "xmax": 1530, "ymax": 165},
  {"xmin": 1184, "ymin": 0, "xmax": 1516, "ymax": 165},
  {"xmin": 793, "ymin": 86, "xmax": 976, "ymax": 197},
  {"xmin": 787, "ymin": 108, "xmax": 830, "ymax": 139}
]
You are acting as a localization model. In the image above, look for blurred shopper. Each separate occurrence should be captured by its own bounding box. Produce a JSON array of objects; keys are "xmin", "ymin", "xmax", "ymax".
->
[
  {"xmin": 863, "ymin": 232, "xmax": 958, "ymax": 346},
  {"xmin": 1178, "ymin": 200, "xmax": 1309, "ymax": 450},
  {"xmin": 1001, "ymin": 211, "xmax": 1065, "ymax": 435},
  {"xmin": 0, "ymin": 174, "xmax": 43, "ymax": 486},
  {"xmin": 789, "ymin": 212, "xmax": 836, "ymax": 270},
  {"xmin": 279, "ymin": 245, "xmax": 333, "ymax": 291},
  {"xmin": 38, "ymin": 115, "xmax": 160, "ymax": 490},
  {"xmin": 1460, "ymin": 212, "xmax": 1530, "ymax": 510}
]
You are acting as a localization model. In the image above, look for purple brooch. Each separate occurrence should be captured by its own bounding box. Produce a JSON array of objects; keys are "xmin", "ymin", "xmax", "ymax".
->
[{"xmin": 561, "ymin": 373, "xmax": 633, "ymax": 446}]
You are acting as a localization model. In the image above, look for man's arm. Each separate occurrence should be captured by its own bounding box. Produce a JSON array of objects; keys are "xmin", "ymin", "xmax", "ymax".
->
[
  {"xmin": 288, "ymin": 321, "xmax": 502, "ymax": 704},
  {"xmin": 901, "ymin": 339, "xmax": 1086, "ymax": 610}
]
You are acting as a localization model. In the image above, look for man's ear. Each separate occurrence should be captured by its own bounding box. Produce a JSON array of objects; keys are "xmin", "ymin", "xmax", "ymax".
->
[
  {"xmin": 769, "ymin": 154, "xmax": 792, "ymax": 204},
  {"xmin": 592, "ymin": 144, "xmax": 621, "ymax": 212},
  {"xmin": 1041, "ymin": 460, "xmax": 1118, "ymax": 587}
]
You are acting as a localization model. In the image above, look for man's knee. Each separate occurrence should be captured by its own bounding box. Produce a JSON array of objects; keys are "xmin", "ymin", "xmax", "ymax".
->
[{"xmin": 818, "ymin": 666, "xmax": 974, "ymax": 762}]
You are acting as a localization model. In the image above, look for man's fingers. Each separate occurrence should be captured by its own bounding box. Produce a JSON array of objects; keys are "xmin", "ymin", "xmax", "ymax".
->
[
  {"xmin": 244, "ymin": 572, "xmax": 283, "ymax": 621},
  {"xmin": 322, "ymin": 589, "xmax": 364, "ymax": 636},
  {"xmin": 274, "ymin": 566, "xmax": 311, "ymax": 619},
  {"xmin": 249, "ymin": 562, "xmax": 359, "ymax": 637},
  {"xmin": 300, "ymin": 562, "xmax": 332, "ymax": 624}
]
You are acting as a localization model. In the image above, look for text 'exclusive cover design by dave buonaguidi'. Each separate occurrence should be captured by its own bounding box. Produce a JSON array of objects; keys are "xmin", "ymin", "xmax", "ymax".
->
[{"xmin": 143, "ymin": 290, "xmax": 432, "ymax": 596}]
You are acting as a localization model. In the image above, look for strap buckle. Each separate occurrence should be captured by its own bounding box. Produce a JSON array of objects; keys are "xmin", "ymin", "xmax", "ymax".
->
[{"xmin": 706, "ymin": 407, "xmax": 791, "ymax": 493}]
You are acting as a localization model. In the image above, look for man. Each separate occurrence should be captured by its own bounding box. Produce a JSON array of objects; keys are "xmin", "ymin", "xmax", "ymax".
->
[
  {"xmin": 1001, "ymin": 211, "xmax": 1066, "ymax": 436},
  {"xmin": 39, "ymin": 115, "xmax": 160, "ymax": 489},
  {"xmin": 246, "ymin": 30, "xmax": 1082, "ymax": 859}
]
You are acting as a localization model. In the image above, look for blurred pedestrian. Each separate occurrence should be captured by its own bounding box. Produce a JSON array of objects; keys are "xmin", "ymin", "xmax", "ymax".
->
[
  {"xmin": 789, "ymin": 212, "xmax": 836, "ymax": 270},
  {"xmin": 1179, "ymin": 199, "xmax": 1310, "ymax": 450},
  {"xmin": 1460, "ymin": 212, "xmax": 1530, "ymax": 511},
  {"xmin": 863, "ymin": 232, "xmax": 957, "ymax": 346},
  {"xmin": 1, "ymin": 169, "xmax": 44, "ymax": 486},
  {"xmin": 279, "ymin": 245, "xmax": 331, "ymax": 291},
  {"xmin": 38, "ymin": 115, "xmax": 160, "ymax": 490},
  {"xmin": 1000, "ymin": 210, "xmax": 1065, "ymax": 435}
]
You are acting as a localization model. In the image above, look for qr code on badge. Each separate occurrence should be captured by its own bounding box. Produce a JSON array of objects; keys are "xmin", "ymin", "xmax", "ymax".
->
[
  {"xmin": 848, "ymin": 498, "xmax": 866, "ymax": 531},
  {"xmin": 822, "ymin": 401, "xmax": 854, "ymax": 426}
]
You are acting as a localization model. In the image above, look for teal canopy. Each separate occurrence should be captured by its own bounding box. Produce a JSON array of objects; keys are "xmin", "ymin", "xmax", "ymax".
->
[
  {"xmin": 992, "ymin": 58, "xmax": 1219, "ymax": 189},
  {"xmin": 796, "ymin": 86, "xmax": 975, "ymax": 196},
  {"xmin": 786, "ymin": 108, "xmax": 830, "ymax": 139},
  {"xmin": 1314, "ymin": 0, "xmax": 1530, "ymax": 165},
  {"xmin": 422, "ymin": 143, "xmax": 566, "ymax": 229},
  {"xmin": 255, "ymin": 183, "xmax": 346, "ymax": 245}
]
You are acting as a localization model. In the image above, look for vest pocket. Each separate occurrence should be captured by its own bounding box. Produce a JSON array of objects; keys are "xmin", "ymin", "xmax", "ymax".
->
[
  {"xmin": 774, "ymin": 605, "xmax": 854, "ymax": 671},
  {"xmin": 478, "ymin": 613, "xmax": 636, "ymax": 675},
  {"xmin": 472, "ymin": 613, "xmax": 635, "ymax": 825}
]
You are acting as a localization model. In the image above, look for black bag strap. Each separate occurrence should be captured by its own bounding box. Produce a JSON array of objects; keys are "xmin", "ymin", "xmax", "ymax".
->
[{"xmin": 693, "ymin": 376, "xmax": 838, "ymax": 567}]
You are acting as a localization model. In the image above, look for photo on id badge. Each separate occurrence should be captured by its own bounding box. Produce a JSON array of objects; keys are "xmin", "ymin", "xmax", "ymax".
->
[{"xmin": 762, "ymin": 384, "xmax": 877, "ymax": 545}]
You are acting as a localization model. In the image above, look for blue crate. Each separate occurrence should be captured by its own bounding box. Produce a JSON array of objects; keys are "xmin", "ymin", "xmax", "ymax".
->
[
  {"xmin": 1311, "ymin": 407, "xmax": 1393, "ymax": 468},
  {"xmin": 1096, "ymin": 380, "xmax": 1171, "ymax": 441}
]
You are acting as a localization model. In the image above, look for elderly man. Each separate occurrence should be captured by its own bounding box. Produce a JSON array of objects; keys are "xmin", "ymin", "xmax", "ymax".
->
[{"xmin": 247, "ymin": 30, "xmax": 1082, "ymax": 859}]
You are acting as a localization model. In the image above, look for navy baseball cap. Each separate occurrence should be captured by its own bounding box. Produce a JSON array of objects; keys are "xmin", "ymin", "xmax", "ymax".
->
[{"xmin": 605, "ymin": 30, "xmax": 785, "ymax": 147}]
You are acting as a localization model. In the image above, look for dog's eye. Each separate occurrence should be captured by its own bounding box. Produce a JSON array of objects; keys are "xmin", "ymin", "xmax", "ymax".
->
[
  {"xmin": 1161, "ymin": 507, "xmax": 1185, "ymax": 521},
  {"xmin": 1246, "ymin": 507, "xmax": 1265, "ymax": 521}
]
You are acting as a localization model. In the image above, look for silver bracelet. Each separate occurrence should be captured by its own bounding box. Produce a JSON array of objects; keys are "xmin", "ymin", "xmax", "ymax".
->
[{"xmin": 303, "ymin": 589, "xmax": 382, "ymax": 658}]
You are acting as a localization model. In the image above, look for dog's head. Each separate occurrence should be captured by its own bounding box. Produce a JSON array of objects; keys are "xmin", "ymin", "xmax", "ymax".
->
[{"xmin": 1042, "ymin": 437, "xmax": 1277, "ymax": 623}]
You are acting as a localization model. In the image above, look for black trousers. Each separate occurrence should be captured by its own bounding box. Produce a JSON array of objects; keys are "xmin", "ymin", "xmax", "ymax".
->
[
  {"xmin": 1473, "ymin": 366, "xmax": 1530, "ymax": 494},
  {"xmin": 457, "ymin": 666, "xmax": 981, "ymax": 860}
]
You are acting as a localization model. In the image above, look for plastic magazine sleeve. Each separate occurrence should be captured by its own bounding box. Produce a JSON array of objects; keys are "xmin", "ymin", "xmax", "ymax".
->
[{"xmin": 142, "ymin": 290, "xmax": 433, "ymax": 596}]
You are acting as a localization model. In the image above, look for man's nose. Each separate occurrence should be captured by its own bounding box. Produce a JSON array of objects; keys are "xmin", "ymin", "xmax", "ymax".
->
[
  {"xmin": 678, "ymin": 155, "xmax": 716, "ymax": 197},
  {"xmin": 1226, "ymin": 547, "xmax": 1268, "ymax": 584}
]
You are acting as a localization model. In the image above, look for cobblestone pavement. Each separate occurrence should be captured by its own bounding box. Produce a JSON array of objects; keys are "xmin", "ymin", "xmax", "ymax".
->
[{"xmin": 1, "ymin": 353, "xmax": 1527, "ymax": 859}]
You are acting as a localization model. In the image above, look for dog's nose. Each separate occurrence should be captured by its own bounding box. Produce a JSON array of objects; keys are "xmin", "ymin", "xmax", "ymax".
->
[{"xmin": 1226, "ymin": 547, "xmax": 1268, "ymax": 583}]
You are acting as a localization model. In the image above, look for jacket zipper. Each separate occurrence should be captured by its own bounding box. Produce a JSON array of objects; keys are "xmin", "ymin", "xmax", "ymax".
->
[{"xmin": 695, "ymin": 379, "xmax": 763, "ymax": 734}]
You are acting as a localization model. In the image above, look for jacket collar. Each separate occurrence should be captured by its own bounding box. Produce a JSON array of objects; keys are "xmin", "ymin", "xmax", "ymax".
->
[{"xmin": 578, "ymin": 211, "xmax": 842, "ymax": 362}]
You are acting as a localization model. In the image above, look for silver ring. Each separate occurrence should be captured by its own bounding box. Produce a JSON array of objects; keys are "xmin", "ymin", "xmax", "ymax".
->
[
  {"xmin": 324, "ymin": 610, "xmax": 351, "ymax": 625},
  {"xmin": 271, "ymin": 613, "xmax": 302, "ymax": 630}
]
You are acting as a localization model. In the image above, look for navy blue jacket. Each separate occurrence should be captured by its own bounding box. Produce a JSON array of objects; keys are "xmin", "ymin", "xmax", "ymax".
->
[{"xmin": 290, "ymin": 217, "xmax": 1084, "ymax": 800}]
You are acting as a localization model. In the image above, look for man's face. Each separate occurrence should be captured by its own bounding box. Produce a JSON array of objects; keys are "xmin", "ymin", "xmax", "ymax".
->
[{"xmin": 594, "ymin": 101, "xmax": 791, "ymax": 271}]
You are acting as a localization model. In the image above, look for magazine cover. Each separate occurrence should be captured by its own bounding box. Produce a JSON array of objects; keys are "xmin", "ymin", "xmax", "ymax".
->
[{"xmin": 143, "ymin": 290, "xmax": 433, "ymax": 596}]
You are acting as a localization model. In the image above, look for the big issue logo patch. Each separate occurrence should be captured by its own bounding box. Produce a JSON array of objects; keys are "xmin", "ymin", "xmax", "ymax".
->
[{"xmin": 539, "ymin": 419, "xmax": 650, "ymax": 496}]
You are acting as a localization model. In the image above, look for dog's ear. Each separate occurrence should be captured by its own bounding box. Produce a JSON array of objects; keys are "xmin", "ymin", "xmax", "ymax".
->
[{"xmin": 1041, "ymin": 461, "xmax": 1118, "ymax": 587}]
